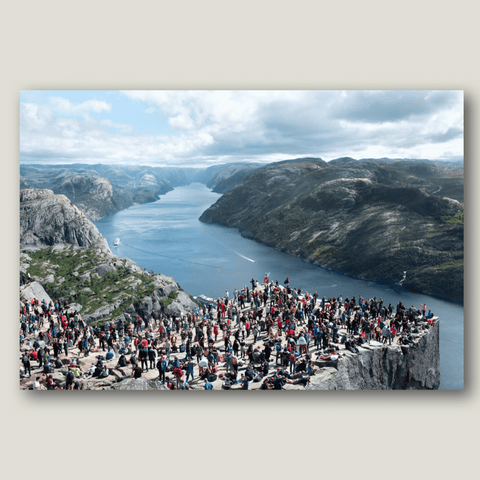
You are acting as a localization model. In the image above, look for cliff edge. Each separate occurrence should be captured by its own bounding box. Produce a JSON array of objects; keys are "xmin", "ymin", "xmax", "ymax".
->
[{"xmin": 307, "ymin": 320, "xmax": 440, "ymax": 390}]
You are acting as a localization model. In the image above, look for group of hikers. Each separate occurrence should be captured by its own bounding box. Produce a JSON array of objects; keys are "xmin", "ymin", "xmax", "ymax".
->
[{"xmin": 20, "ymin": 274, "xmax": 436, "ymax": 390}]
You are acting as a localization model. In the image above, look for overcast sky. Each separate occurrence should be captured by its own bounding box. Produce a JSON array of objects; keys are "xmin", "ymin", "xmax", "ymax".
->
[{"xmin": 20, "ymin": 90, "xmax": 464, "ymax": 167}]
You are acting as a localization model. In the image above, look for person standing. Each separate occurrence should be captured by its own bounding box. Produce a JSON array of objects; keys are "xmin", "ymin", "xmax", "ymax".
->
[
  {"xmin": 185, "ymin": 359, "xmax": 195, "ymax": 382},
  {"xmin": 157, "ymin": 356, "xmax": 167, "ymax": 383},
  {"xmin": 22, "ymin": 354, "xmax": 31, "ymax": 377}
]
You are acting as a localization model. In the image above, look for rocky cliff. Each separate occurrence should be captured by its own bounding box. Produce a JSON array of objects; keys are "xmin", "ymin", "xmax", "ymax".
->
[
  {"xmin": 19, "ymin": 166, "xmax": 176, "ymax": 220},
  {"xmin": 20, "ymin": 188, "xmax": 110, "ymax": 251},
  {"xmin": 19, "ymin": 162, "xmax": 263, "ymax": 219},
  {"xmin": 308, "ymin": 321, "xmax": 440, "ymax": 390},
  {"xmin": 20, "ymin": 189, "xmax": 198, "ymax": 324},
  {"xmin": 200, "ymin": 158, "xmax": 464, "ymax": 302}
]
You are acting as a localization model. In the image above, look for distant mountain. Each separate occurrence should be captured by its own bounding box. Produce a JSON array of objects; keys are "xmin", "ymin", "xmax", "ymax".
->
[
  {"xmin": 20, "ymin": 162, "xmax": 264, "ymax": 218},
  {"xmin": 200, "ymin": 158, "xmax": 464, "ymax": 301},
  {"xmin": 201, "ymin": 162, "xmax": 264, "ymax": 193}
]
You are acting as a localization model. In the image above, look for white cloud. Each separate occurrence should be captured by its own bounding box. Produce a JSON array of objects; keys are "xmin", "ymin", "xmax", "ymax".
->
[
  {"xmin": 50, "ymin": 97, "xmax": 112, "ymax": 116},
  {"xmin": 20, "ymin": 91, "xmax": 464, "ymax": 167}
]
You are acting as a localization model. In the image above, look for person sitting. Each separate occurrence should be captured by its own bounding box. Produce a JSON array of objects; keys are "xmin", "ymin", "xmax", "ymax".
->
[
  {"xmin": 98, "ymin": 366, "xmax": 110, "ymax": 378},
  {"xmin": 260, "ymin": 377, "xmax": 273, "ymax": 390},
  {"xmin": 345, "ymin": 340, "xmax": 359, "ymax": 354},
  {"xmin": 45, "ymin": 374, "xmax": 56, "ymax": 390},
  {"xmin": 272, "ymin": 374, "xmax": 286, "ymax": 390},
  {"xmin": 295, "ymin": 359, "xmax": 307, "ymax": 373},
  {"xmin": 117, "ymin": 354, "xmax": 127, "ymax": 367}
]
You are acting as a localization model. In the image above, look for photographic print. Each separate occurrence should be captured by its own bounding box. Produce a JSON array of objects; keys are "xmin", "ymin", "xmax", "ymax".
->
[{"xmin": 19, "ymin": 90, "xmax": 464, "ymax": 391}]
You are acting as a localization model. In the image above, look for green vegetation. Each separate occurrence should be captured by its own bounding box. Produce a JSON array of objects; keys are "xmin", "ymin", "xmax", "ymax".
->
[
  {"xmin": 160, "ymin": 290, "xmax": 178, "ymax": 309},
  {"xmin": 312, "ymin": 245, "xmax": 332, "ymax": 258},
  {"xmin": 23, "ymin": 246, "xmax": 179, "ymax": 323},
  {"xmin": 442, "ymin": 211, "xmax": 464, "ymax": 225}
]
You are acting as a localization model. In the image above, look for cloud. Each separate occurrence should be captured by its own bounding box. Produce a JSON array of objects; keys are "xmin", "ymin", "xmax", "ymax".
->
[
  {"xmin": 50, "ymin": 97, "xmax": 112, "ymax": 116},
  {"xmin": 330, "ymin": 90, "xmax": 461, "ymax": 124},
  {"xmin": 20, "ymin": 90, "xmax": 463, "ymax": 167}
]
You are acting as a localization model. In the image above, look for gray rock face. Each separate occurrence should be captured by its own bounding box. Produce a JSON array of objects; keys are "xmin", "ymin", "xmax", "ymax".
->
[
  {"xmin": 20, "ymin": 189, "xmax": 110, "ymax": 253},
  {"xmin": 307, "ymin": 321, "xmax": 440, "ymax": 390},
  {"xmin": 20, "ymin": 281, "xmax": 52, "ymax": 306},
  {"xmin": 95, "ymin": 263, "xmax": 116, "ymax": 277},
  {"xmin": 200, "ymin": 158, "xmax": 464, "ymax": 301},
  {"xmin": 166, "ymin": 291, "xmax": 199, "ymax": 314},
  {"xmin": 111, "ymin": 378, "xmax": 168, "ymax": 390}
]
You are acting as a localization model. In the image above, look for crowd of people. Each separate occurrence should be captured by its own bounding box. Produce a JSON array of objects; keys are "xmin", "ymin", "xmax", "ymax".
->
[{"xmin": 19, "ymin": 275, "xmax": 436, "ymax": 390}]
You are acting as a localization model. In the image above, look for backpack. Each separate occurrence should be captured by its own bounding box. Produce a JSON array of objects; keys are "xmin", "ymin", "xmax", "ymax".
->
[{"xmin": 66, "ymin": 371, "xmax": 74, "ymax": 382}]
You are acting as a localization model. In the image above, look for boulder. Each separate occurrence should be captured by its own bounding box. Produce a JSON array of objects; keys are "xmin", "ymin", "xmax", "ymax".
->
[
  {"xmin": 20, "ymin": 281, "xmax": 52, "ymax": 306},
  {"xmin": 79, "ymin": 273, "xmax": 91, "ymax": 283},
  {"xmin": 134, "ymin": 296, "xmax": 153, "ymax": 317},
  {"xmin": 95, "ymin": 263, "xmax": 116, "ymax": 277}
]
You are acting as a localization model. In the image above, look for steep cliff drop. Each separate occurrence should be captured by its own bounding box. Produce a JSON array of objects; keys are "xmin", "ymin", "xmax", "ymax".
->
[{"xmin": 307, "ymin": 320, "xmax": 440, "ymax": 390}]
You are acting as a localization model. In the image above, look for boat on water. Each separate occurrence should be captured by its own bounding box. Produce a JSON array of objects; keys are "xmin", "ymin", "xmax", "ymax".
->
[{"xmin": 113, "ymin": 238, "xmax": 120, "ymax": 247}]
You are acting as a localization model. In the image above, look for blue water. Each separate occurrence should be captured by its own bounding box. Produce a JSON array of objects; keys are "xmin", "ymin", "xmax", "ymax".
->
[{"xmin": 94, "ymin": 183, "xmax": 464, "ymax": 390}]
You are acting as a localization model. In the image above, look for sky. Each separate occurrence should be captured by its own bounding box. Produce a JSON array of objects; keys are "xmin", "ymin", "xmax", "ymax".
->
[{"xmin": 19, "ymin": 90, "xmax": 464, "ymax": 168}]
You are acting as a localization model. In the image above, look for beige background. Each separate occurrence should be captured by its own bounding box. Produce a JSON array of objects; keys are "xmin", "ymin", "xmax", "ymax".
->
[{"xmin": 1, "ymin": 1, "xmax": 475, "ymax": 479}]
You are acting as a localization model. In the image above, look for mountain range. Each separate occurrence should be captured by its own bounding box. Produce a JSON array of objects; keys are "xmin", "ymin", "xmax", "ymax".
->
[{"xmin": 20, "ymin": 157, "xmax": 464, "ymax": 301}]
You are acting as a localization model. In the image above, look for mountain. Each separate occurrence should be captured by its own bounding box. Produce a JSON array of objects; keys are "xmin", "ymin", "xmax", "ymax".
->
[
  {"xmin": 19, "ymin": 162, "xmax": 264, "ymax": 219},
  {"xmin": 20, "ymin": 188, "xmax": 110, "ymax": 251},
  {"xmin": 199, "ymin": 158, "xmax": 464, "ymax": 302},
  {"xmin": 198, "ymin": 162, "xmax": 264, "ymax": 193},
  {"xmin": 19, "ymin": 165, "xmax": 179, "ymax": 220},
  {"xmin": 20, "ymin": 188, "xmax": 198, "ymax": 324}
]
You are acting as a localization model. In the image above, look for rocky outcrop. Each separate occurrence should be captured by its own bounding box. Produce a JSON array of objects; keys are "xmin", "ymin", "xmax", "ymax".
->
[
  {"xmin": 20, "ymin": 244, "xmax": 198, "ymax": 325},
  {"xmin": 20, "ymin": 188, "xmax": 199, "ymax": 324},
  {"xmin": 308, "ymin": 322, "xmax": 440, "ymax": 390},
  {"xmin": 200, "ymin": 158, "xmax": 464, "ymax": 302},
  {"xmin": 20, "ymin": 281, "xmax": 52, "ymax": 307},
  {"xmin": 19, "ymin": 165, "xmax": 194, "ymax": 220},
  {"xmin": 20, "ymin": 189, "xmax": 110, "ymax": 252},
  {"xmin": 111, "ymin": 378, "xmax": 168, "ymax": 390}
]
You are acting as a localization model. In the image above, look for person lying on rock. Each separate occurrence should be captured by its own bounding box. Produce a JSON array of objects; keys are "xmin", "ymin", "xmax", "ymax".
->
[
  {"xmin": 260, "ymin": 377, "xmax": 274, "ymax": 390},
  {"xmin": 292, "ymin": 376, "xmax": 311, "ymax": 387},
  {"xmin": 319, "ymin": 352, "xmax": 346, "ymax": 361}
]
